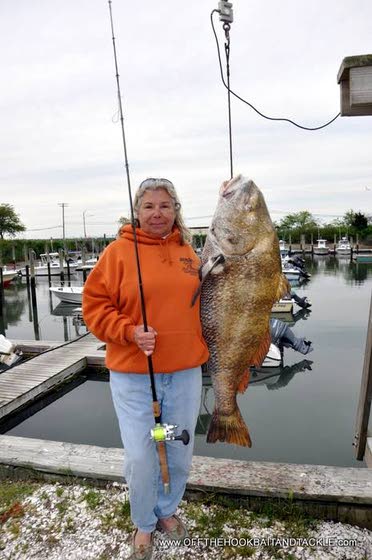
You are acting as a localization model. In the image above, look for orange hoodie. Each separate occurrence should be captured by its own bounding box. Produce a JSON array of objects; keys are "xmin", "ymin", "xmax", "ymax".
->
[{"xmin": 82, "ymin": 225, "xmax": 209, "ymax": 373}]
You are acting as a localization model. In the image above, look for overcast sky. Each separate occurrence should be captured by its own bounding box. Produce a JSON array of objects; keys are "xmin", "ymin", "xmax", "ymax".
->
[{"xmin": 1, "ymin": 0, "xmax": 371, "ymax": 239}]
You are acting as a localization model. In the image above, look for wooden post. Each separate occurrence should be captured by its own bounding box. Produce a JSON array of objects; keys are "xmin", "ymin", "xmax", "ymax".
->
[
  {"xmin": 300, "ymin": 234, "xmax": 306, "ymax": 255},
  {"xmin": 29, "ymin": 250, "xmax": 35, "ymax": 281},
  {"xmin": 11, "ymin": 244, "xmax": 16, "ymax": 269},
  {"xmin": 59, "ymin": 249, "xmax": 65, "ymax": 283},
  {"xmin": 29, "ymin": 250, "xmax": 40, "ymax": 340},
  {"xmin": 81, "ymin": 245, "xmax": 86, "ymax": 266},
  {"xmin": 354, "ymin": 292, "xmax": 372, "ymax": 460},
  {"xmin": 289, "ymin": 234, "xmax": 292, "ymax": 255},
  {"xmin": 45, "ymin": 245, "xmax": 52, "ymax": 285},
  {"xmin": 0, "ymin": 267, "xmax": 4, "ymax": 318},
  {"xmin": 0, "ymin": 267, "xmax": 4, "ymax": 336}
]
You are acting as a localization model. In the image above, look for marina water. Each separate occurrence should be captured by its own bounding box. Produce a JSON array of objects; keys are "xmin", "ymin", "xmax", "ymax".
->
[{"xmin": 1, "ymin": 256, "xmax": 371, "ymax": 468}]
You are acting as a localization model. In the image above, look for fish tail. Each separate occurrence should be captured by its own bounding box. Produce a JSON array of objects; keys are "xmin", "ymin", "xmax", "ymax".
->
[{"xmin": 207, "ymin": 408, "xmax": 252, "ymax": 447}]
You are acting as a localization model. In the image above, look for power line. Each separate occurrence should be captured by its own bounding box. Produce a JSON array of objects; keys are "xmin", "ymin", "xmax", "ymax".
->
[{"xmin": 27, "ymin": 225, "xmax": 62, "ymax": 231}]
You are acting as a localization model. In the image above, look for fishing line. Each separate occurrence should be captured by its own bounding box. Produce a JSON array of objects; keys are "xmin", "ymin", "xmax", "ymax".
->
[{"xmin": 211, "ymin": 9, "xmax": 340, "ymax": 131}]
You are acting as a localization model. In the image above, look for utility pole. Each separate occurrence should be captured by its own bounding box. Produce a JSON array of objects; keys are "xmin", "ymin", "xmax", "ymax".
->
[
  {"xmin": 83, "ymin": 210, "xmax": 93, "ymax": 239},
  {"xmin": 83, "ymin": 210, "xmax": 88, "ymax": 238},
  {"xmin": 58, "ymin": 203, "xmax": 69, "ymax": 251}
]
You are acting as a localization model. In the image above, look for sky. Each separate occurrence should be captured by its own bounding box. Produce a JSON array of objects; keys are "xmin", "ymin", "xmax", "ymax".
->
[{"xmin": 1, "ymin": 0, "xmax": 371, "ymax": 239}]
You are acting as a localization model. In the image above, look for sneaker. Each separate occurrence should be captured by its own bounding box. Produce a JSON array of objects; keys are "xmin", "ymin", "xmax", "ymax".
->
[{"xmin": 127, "ymin": 529, "xmax": 153, "ymax": 560}]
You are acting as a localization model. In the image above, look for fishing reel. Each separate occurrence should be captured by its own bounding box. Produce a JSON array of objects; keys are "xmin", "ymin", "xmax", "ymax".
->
[{"xmin": 150, "ymin": 423, "xmax": 190, "ymax": 445}]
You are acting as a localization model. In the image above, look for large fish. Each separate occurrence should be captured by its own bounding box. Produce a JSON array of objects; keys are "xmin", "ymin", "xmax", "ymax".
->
[{"xmin": 200, "ymin": 175, "xmax": 289, "ymax": 447}]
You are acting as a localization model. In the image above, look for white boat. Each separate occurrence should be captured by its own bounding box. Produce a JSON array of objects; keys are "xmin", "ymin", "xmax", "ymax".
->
[
  {"xmin": 336, "ymin": 237, "xmax": 351, "ymax": 255},
  {"xmin": 272, "ymin": 299, "xmax": 294, "ymax": 313},
  {"xmin": 1, "ymin": 267, "xmax": 19, "ymax": 287},
  {"xmin": 313, "ymin": 239, "xmax": 329, "ymax": 255},
  {"xmin": 49, "ymin": 285, "xmax": 83, "ymax": 304},
  {"xmin": 279, "ymin": 239, "xmax": 289, "ymax": 259},
  {"xmin": 260, "ymin": 343, "xmax": 282, "ymax": 368},
  {"xmin": 20, "ymin": 253, "xmax": 79, "ymax": 277},
  {"xmin": 281, "ymin": 260, "xmax": 304, "ymax": 280},
  {"xmin": 0, "ymin": 335, "xmax": 22, "ymax": 370}
]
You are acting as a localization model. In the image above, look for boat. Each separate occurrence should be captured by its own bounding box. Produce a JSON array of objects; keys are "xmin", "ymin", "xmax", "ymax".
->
[
  {"xmin": 19, "ymin": 253, "xmax": 79, "ymax": 277},
  {"xmin": 279, "ymin": 239, "xmax": 289, "ymax": 259},
  {"xmin": 313, "ymin": 239, "xmax": 329, "ymax": 255},
  {"xmin": 336, "ymin": 237, "xmax": 351, "ymax": 255},
  {"xmin": 271, "ymin": 291, "xmax": 311, "ymax": 314},
  {"xmin": 354, "ymin": 254, "xmax": 372, "ymax": 264},
  {"xmin": 271, "ymin": 306, "xmax": 312, "ymax": 326},
  {"xmin": 49, "ymin": 285, "xmax": 83, "ymax": 304},
  {"xmin": 281, "ymin": 259, "xmax": 311, "ymax": 281},
  {"xmin": 0, "ymin": 335, "xmax": 22, "ymax": 371},
  {"xmin": 260, "ymin": 343, "xmax": 282, "ymax": 367},
  {"xmin": 1, "ymin": 267, "xmax": 19, "ymax": 287},
  {"xmin": 272, "ymin": 299, "xmax": 294, "ymax": 313}
]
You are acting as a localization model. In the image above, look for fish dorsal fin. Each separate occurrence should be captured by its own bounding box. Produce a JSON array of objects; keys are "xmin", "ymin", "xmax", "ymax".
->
[
  {"xmin": 190, "ymin": 254, "xmax": 225, "ymax": 307},
  {"xmin": 275, "ymin": 273, "xmax": 291, "ymax": 301},
  {"xmin": 250, "ymin": 329, "xmax": 271, "ymax": 367}
]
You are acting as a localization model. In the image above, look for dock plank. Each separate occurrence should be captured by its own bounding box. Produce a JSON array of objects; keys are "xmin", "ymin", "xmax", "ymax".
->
[{"xmin": 0, "ymin": 336, "xmax": 97, "ymax": 421}]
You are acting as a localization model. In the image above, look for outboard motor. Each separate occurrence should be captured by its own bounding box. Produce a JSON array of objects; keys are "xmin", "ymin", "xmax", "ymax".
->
[{"xmin": 270, "ymin": 319, "xmax": 313, "ymax": 355}]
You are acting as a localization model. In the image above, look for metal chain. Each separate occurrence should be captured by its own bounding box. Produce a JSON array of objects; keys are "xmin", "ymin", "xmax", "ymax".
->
[{"xmin": 223, "ymin": 23, "xmax": 233, "ymax": 179}]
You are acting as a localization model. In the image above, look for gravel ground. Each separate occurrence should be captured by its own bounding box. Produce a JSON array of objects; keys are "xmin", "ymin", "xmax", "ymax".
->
[{"xmin": 0, "ymin": 480, "xmax": 371, "ymax": 560}]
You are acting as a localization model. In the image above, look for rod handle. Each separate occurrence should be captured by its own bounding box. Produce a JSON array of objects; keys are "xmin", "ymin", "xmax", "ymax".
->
[{"xmin": 156, "ymin": 441, "xmax": 170, "ymax": 493}]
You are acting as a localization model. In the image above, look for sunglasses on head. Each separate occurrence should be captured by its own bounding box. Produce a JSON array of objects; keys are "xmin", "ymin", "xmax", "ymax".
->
[{"xmin": 139, "ymin": 178, "xmax": 174, "ymax": 189}]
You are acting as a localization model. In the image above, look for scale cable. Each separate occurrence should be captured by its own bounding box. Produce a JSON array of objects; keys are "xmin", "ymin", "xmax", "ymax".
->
[{"xmin": 211, "ymin": 8, "xmax": 340, "ymax": 131}]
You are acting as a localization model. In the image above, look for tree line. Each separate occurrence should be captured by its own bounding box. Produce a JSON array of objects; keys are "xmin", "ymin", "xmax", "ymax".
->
[
  {"xmin": 0, "ymin": 204, "xmax": 371, "ymax": 263},
  {"xmin": 275, "ymin": 210, "xmax": 372, "ymax": 244}
]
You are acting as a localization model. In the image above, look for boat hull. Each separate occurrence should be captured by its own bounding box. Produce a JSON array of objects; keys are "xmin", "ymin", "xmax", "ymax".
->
[
  {"xmin": 354, "ymin": 255, "xmax": 372, "ymax": 263},
  {"xmin": 272, "ymin": 300, "xmax": 294, "ymax": 313},
  {"xmin": 49, "ymin": 286, "xmax": 83, "ymax": 304}
]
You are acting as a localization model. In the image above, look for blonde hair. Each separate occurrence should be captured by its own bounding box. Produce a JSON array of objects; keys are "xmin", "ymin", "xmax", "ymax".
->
[{"xmin": 133, "ymin": 178, "xmax": 191, "ymax": 245}]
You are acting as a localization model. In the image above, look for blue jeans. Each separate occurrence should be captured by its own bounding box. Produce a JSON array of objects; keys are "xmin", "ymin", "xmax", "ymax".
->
[{"xmin": 109, "ymin": 367, "xmax": 202, "ymax": 533}]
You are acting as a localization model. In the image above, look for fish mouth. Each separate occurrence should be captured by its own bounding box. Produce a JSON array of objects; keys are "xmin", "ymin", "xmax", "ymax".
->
[{"xmin": 220, "ymin": 174, "xmax": 247, "ymax": 199}]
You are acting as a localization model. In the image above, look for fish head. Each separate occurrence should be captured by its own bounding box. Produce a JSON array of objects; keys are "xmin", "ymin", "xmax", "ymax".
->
[{"xmin": 209, "ymin": 175, "xmax": 275, "ymax": 256}]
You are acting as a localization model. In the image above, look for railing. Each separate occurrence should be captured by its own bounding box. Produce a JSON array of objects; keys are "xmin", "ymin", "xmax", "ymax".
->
[{"xmin": 354, "ymin": 291, "xmax": 372, "ymax": 462}]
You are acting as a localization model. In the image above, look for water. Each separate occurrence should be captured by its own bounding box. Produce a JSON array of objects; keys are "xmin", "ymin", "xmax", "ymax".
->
[{"xmin": 1, "ymin": 257, "xmax": 371, "ymax": 467}]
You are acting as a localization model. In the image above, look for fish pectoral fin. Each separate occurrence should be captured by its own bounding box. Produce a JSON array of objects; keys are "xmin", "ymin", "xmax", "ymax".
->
[
  {"xmin": 251, "ymin": 330, "xmax": 271, "ymax": 367},
  {"xmin": 237, "ymin": 369, "xmax": 250, "ymax": 393},
  {"xmin": 207, "ymin": 407, "xmax": 252, "ymax": 447},
  {"xmin": 190, "ymin": 254, "xmax": 225, "ymax": 307},
  {"xmin": 275, "ymin": 273, "xmax": 291, "ymax": 301},
  {"xmin": 201, "ymin": 254, "xmax": 226, "ymax": 280}
]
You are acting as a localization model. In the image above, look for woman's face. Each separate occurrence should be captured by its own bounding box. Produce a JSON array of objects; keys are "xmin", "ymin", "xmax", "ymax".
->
[{"xmin": 137, "ymin": 188, "xmax": 176, "ymax": 238}]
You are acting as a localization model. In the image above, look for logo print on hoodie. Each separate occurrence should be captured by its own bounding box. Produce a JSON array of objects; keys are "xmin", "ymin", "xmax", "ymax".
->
[{"xmin": 180, "ymin": 257, "xmax": 199, "ymax": 277}]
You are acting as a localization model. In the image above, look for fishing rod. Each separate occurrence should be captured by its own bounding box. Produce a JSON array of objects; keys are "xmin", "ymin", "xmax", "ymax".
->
[{"xmin": 107, "ymin": 0, "xmax": 189, "ymax": 495}]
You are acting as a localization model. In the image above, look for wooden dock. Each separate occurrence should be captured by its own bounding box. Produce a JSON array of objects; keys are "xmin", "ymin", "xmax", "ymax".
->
[{"xmin": 0, "ymin": 334, "xmax": 105, "ymax": 421}]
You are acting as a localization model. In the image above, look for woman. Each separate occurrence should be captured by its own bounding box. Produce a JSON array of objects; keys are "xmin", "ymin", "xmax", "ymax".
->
[{"xmin": 83, "ymin": 178, "xmax": 209, "ymax": 560}]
